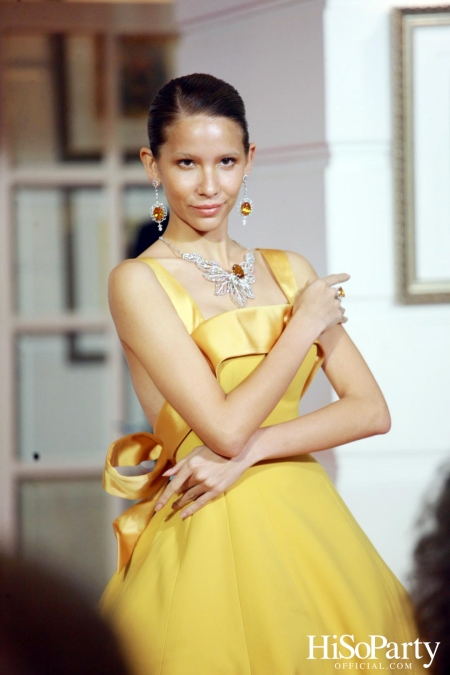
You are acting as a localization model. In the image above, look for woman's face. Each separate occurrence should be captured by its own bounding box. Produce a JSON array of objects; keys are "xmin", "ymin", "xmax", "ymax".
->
[{"xmin": 141, "ymin": 114, "xmax": 255, "ymax": 234}]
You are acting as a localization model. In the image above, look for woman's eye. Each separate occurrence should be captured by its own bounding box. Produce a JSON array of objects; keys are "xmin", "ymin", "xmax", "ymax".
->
[
  {"xmin": 177, "ymin": 157, "xmax": 236, "ymax": 168},
  {"xmin": 221, "ymin": 157, "xmax": 236, "ymax": 166}
]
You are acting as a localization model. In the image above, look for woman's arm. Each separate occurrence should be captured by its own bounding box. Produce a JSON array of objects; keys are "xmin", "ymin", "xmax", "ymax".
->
[
  {"xmin": 156, "ymin": 309, "xmax": 391, "ymax": 519},
  {"xmin": 234, "ymin": 320, "xmax": 391, "ymax": 469},
  {"xmin": 234, "ymin": 251, "xmax": 390, "ymax": 465},
  {"xmin": 108, "ymin": 257, "xmax": 348, "ymax": 458}
]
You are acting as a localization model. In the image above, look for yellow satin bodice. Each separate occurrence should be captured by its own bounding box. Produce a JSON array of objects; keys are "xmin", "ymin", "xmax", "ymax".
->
[{"xmin": 102, "ymin": 249, "xmax": 324, "ymax": 573}]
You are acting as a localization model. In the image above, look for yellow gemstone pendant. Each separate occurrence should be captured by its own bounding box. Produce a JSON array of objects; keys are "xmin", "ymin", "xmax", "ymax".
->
[
  {"xmin": 152, "ymin": 205, "xmax": 165, "ymax": 222},
  {"xmin": 237, "ymin": 174, "xmax": 254, "ymax": 226},
  {"xmin": 232, "ymin": 263, "xmax": 245, "ymax": 278},
  {"xmin": 240, "ymin": 201, "xmax": 252, "ymax": 216}
]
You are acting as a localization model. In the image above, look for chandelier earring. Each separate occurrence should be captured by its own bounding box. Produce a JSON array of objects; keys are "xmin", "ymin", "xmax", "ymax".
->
[
  {"xmin": 236, "ymin": 174, "xmax": 254, "ymax": 226},
  {"xmin": 150, "ymin": 179, "xmax": 167, "ymax": 232}
]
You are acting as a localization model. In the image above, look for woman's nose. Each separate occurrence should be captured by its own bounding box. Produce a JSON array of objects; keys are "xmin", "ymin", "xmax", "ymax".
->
[{"xmin": 197, "ymin": 169, "xmax": 219, "ymax": 197}]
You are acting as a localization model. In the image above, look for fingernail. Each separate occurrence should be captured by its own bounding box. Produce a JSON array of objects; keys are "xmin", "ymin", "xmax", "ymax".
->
[
  {"xmin": 155, "ymin": 503, "xmax": 162, "ymax": 511},
  {"xmin": 181, "ymin": 512, "xmax": 187, "ymax": 519}
]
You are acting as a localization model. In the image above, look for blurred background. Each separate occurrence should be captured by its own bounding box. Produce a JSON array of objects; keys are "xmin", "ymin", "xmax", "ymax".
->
[{"xmin": 0, "ymin": 0, "xmax": 449, "ymax": 601}]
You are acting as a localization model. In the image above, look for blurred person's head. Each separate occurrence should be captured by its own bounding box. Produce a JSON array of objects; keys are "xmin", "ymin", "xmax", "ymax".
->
[
  {"xmin": 0, "ymin": 552, "xmax": 130, "ymax": 675},
  {"xmin": 140, "ymin": 73, "xmax": 255, "ymax": 239},
  {"xmin": 409, "ymin": 463, "xmax": 450, "ymax": 675}
]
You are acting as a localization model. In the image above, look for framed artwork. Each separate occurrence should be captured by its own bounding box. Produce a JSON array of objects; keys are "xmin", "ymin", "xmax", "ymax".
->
[
  {"xmin": 392, "ymin": 6, "xmax": 450, "ymax": 303},
  {"xmin": 54, "ymin": 34, "xmax": 175, "ymax": 160},
  {"xmin": 118, "ymin": 36, "xmax": 175, "ymax": 161}
]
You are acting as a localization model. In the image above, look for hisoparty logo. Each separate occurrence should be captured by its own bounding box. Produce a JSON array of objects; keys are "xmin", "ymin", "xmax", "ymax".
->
[{"xmin": 307, "ymin": 635, "xmax": 440, "ymax": 669}]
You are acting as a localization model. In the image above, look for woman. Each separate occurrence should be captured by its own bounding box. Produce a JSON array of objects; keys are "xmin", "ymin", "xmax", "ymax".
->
[{"xmin": 100, "ymin": 73, "xmax": 430, "ymax": 675}]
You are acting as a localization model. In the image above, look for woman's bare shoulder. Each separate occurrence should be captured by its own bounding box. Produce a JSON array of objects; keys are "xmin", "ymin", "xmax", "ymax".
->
[
  {"xmin": 107, "ymin": 257, "xmax": 172, "ymax": 317},
  {"xmin": 283, "ymin": 250, "xmax": 320, "ymax": 287},
  {"xmin": 108, "ymin": 257, "xmax": 157, "ymax": 292}
]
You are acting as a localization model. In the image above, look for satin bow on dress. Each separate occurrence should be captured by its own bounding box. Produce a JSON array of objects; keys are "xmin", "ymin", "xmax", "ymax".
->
[{"xmin": 104, "ymin": 391, "xmax": 210, "ymax": 573}]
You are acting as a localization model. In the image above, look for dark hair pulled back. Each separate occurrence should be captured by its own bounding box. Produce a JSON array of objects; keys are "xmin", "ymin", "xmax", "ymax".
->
[{"xmin": 147, "ymin": 73, "xmax": 250, "ymax": 158}]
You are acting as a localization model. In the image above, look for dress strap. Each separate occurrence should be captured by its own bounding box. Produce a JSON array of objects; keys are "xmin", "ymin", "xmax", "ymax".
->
[
  {"xmin": 257, "ymin": 249, "xmax": 299, "ymax": 304},
  {"xmin": 137, "ymin": 257, "xmax": 204, "ymax": 334}
]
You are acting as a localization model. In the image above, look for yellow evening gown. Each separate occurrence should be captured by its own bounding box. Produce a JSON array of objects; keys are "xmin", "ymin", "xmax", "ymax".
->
[{"xmin": 99, "ymin": 249, "xmax": 428, "ymax": 675}]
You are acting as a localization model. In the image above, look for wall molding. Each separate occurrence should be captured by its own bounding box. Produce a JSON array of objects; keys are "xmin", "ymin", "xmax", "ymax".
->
[
  {"xmin": 0, "ymin": 3, "xmax": 176, "ymax": 33},
  {"xmin": 328, "ymin": 140, "xmax": 391, "ymax": 159},
  {"xmin": 177, "ymin": 0, "xmax": 325, "ymax": 33},
  {"xmin": 253, "ymin": 141, "xmax": 329, "ymax": 167}
]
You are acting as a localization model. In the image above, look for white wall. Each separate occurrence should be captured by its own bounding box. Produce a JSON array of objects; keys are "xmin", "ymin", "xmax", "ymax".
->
[
  {"xmin": 324, "ymin": 0, "xmax": 450, "ymax": 584},
  {"xmin": 176, "ymin": 0, "xmax": 328, "ymax": 260},
  {"xmin": 175, "ymin": 0, "xmax": 450, "ymax": 586}
]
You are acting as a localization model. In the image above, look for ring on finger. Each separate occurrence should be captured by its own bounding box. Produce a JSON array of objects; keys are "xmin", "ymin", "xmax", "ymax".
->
[{"xmin": 335, "ymin": 286, "xmax": 345, "ymax": 300}]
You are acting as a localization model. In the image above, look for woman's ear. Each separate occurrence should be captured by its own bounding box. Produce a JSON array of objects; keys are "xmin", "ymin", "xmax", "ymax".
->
[
  {"xmin": 244, "ymin": 142, "xmax": 256, "ymax": 175},
  {"xmin": 140, "ymin": 147, "xmax": 161, "ymax": 184}
]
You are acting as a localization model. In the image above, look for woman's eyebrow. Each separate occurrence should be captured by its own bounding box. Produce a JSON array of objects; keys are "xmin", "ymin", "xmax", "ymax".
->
[
  {"xmin": 172, "ymin": 151, "xmax": 195, "ymax": 157},
  {"xmin": 171, "ymin": 151, "xmax": 241, "ymax": 158}
]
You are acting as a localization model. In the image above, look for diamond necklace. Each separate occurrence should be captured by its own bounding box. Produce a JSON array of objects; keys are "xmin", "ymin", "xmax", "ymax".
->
[{"xmin": 159, "ymin": 236, "xmax": 256, "ymax": 309}]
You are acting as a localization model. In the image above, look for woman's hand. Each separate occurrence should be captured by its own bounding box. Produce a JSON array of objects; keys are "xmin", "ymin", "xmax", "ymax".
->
[
  {"xmin": 154, "ymin": 445, "xmax": 249, "ymax": 519},
  {"xmin": 292, "ymin": 273, "xmax": 350, "ymax": 334}
]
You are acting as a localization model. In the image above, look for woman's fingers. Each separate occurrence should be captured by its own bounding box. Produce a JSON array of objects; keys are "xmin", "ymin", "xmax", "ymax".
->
[
  {"xmin": 157, "ymin": 447, "xmax": 207, "ymax": 508},
  {"xmin": 179, "ymin": 491, "xmax": 217, "ymax": 520},
  {"xmin": 172, "ymin": 484, "xmax": 205, "ymax": 509},
  {"xmin": 302, "ymin": 273, "xmax": 350, "ymax": 290},
  {"xmin": 293, "ymin": 271, "xmax": 351, "ymax": 331},
  {"xmin": 162, "ymin": 455, "xmax": 189, "ymax": 476},
  {"xmin": 322, "ymin": 273, "xmax": 351, "ymax": 287},
  {"xmin": 155, "ymin": 465, "xmax": 192, "ymax": 511},
  {"xmin": 161, "ymin": 465, "xmax": 178, "ymax": 476},
  {"xmin": 154, "ymin": 443, "xmax": 244, "ymax": 520}
]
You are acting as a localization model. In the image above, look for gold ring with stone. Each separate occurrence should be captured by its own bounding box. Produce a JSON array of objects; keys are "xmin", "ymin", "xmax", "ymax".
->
[{"xmin": 336, "ymin": 286, "xmax": 345, "ymax": 299}]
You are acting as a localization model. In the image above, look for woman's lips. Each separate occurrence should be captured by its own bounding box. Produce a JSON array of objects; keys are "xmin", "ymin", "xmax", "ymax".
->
[{"xmin": 191, "ymin": 203, "xmax": 223, "ymax": 216}]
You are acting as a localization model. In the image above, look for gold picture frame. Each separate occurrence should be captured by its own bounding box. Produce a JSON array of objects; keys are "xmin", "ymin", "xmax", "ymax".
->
[{"xmin": 392, "ymin": 6, "xmax": 450, "ymax": 304}]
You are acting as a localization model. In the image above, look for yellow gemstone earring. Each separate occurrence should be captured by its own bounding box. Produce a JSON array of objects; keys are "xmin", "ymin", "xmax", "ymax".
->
[
  {"xmin": 150, "ymin": 179, "xmax": 167, "ymax": 232},
  {"xmin": 237, "ymin": 174, "xmax": 253, "ymax": 226}
]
